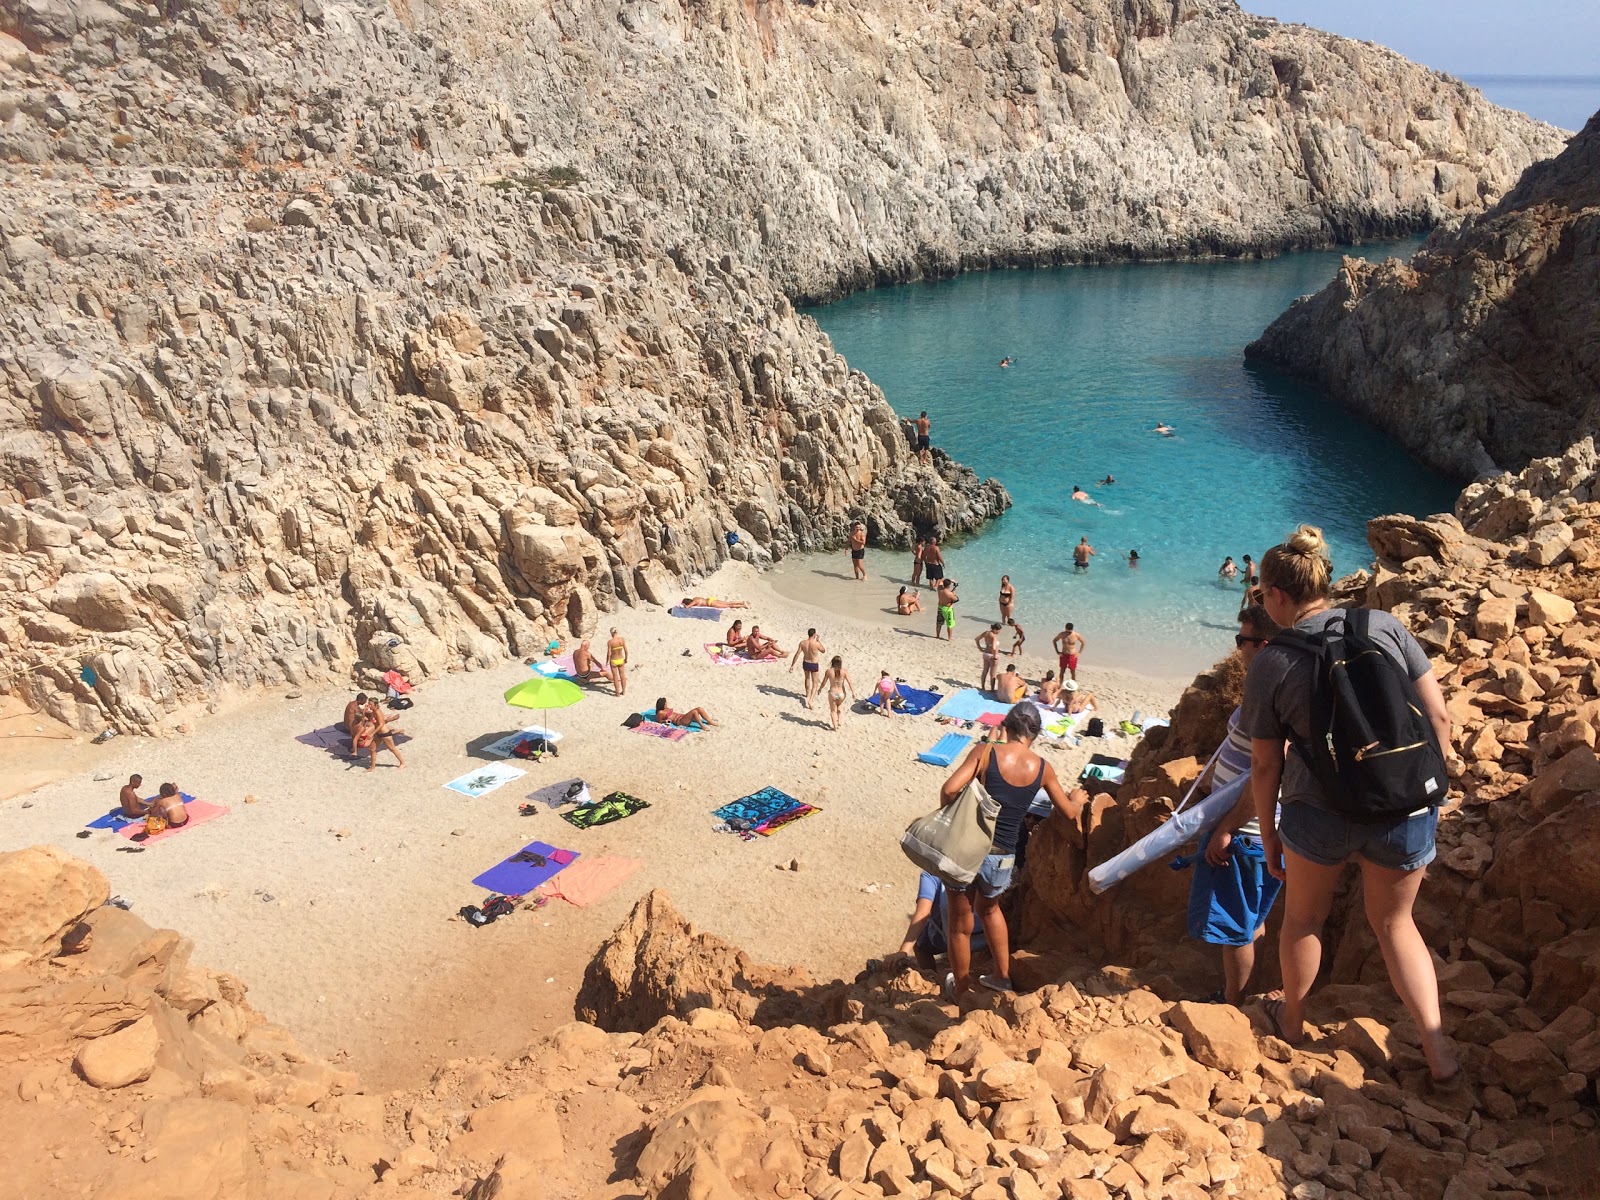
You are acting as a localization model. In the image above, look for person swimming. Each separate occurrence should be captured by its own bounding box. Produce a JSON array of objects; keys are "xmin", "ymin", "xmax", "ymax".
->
[
  {"xmin": 1098, "ymin": 475, "xmax": 1115, "ymax": 486},
  {"xmin": 1152, "ymin": 422, "xmax": 1175, "ymax": 436},
  {"xmin": 998, "ymin": 356, "xmax": 1013, "ymax": 368},
  {"xmin": 1219, "ymin": 556, "xmax": 1238, "ymax": 581},
  {"xmin": 1126, "ymin": 550, "xmax": 1141, "ymax": 566},
  {"xmin": 1070, "ymin": 484, "xmax": 1094, "ymax": 504}
]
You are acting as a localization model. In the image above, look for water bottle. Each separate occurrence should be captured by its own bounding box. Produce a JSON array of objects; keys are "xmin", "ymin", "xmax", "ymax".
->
[{"xmin": 1132, "ymin": 710, "xmax": 1144, "ymax": 726}]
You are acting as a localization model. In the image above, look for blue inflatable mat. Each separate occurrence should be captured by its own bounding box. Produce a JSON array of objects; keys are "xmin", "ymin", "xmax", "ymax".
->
[{"xmin": 917, "ymin": 733, "xmax": 972, "ymax": 767}]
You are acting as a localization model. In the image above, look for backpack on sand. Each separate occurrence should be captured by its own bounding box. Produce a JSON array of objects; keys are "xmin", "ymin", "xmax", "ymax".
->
[{"xmin": 1271, "ymin": 608, "xmax": 1446, "ymax": 823}]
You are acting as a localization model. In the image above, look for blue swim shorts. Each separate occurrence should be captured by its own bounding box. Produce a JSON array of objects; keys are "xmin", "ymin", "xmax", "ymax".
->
[
  {"xmin": 1278, "ymin": 803, "xmax": 1437, "ymax": 872},
  {"xmin": 1187, "ymin": 837, "xmax": 1284, "ymax": 947},
  {"xmin": 975, "ymin": 852, "xmax": 1016, "ymax": 899}
]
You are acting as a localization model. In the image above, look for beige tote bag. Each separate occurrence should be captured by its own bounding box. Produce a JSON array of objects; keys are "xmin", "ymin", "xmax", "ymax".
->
[{"xmin": 899, "ymin": 748, "xmax": 999, "ymax": 888}]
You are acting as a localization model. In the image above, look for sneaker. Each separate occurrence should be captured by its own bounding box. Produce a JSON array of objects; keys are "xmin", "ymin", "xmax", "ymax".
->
[
  {"xmin": 978, "ymin": 974, "xmax": 1014, "ymax": 994},
  {"xmin": 943, "ymin": 971, "xmax": 957, "ymax": 1001}
]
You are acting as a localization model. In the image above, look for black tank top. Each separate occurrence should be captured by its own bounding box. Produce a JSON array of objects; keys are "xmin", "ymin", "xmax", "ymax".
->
[{"xmin": 985, "ymin": 750, "xmax": 1045, "ymax": 855}]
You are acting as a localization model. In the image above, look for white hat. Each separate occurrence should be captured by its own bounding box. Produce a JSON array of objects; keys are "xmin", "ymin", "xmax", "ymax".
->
[{"xmin": 1064, "ymin": 680, "xmax": 1079, "ymax": 692}]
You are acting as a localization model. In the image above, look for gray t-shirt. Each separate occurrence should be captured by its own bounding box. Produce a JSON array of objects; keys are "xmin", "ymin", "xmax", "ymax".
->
[{"xmin": 1239, "ymin": 608, "xmax": 1434, "ymax": 812}]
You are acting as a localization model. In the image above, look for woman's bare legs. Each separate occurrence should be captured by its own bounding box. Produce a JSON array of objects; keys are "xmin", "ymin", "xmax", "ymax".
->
[
  {"xmin": 948, "ymin": 887, "xmax": 976, "ymax": 995},
  {"xmin": 828, "ymin": 697, "xmax": 842, "ymax": 730},
  {"xmin": 975, "ymin": 892, "xmax": 1010, "ymax": 981},
  {"xmin": 1277, "ymin": 847, "xmax": 1344, "ymax": 1042},
  {"xmin": 1361, "ymin": 859, "xmax": 1458, "ymax": 1080}
]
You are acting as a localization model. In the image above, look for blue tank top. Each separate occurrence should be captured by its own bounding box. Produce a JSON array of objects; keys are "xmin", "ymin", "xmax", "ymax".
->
[{"xmin": 985, "ymin": 751, "xmax": 1046, "ymax": 855}]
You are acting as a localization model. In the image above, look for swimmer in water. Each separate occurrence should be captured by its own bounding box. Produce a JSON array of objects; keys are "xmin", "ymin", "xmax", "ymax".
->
[
  {"xmin": 1153, "ymin": 422, "xmax": 1175, "ymax": 436},
  {"xmin": 1099, "ymin": 474, "xmax": 1115, "ymax": 486},
  {"xmin": 998, "ymin": 356, "xmax": 1013, "ymax": 368},
  {"xmin": 1127, "ymin": 550, "xmax": 1141, "ymax": 567},
  {"xmin": 1070, "ymin": 484, "xmax": 1097, "ymax": 506},
  {"xmin": 1219, "ymin": 556, "xmax": 1238, "ymax": 581}
]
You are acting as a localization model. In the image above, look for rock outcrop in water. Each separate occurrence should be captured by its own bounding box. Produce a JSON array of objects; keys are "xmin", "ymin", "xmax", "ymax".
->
[
  {"xmin": 1247, "ymin": 112, "xmax": 1600, "ymax": 481},
  {"xmin": 0, "ymin": 0, "xmax": 1564, "ymax": 732}
]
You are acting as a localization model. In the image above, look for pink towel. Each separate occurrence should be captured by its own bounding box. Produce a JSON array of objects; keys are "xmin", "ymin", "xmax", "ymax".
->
[
  {"xmin": 119, "ymin": 800, "xmax": 229, "ymax": 845},
  {"xmin": 977, "ymin": 711, "xmax": 1007, "ymax": 728},
  {"xmin": 631, "ymin": 720, "xmax": 688, "ymax": 741},
  {"xmin": 541, "ymin": 856, "xmax": 641, "ymax": 907}
]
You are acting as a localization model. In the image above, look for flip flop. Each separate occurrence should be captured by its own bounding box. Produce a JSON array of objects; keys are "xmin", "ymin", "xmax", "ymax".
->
[{"xmin": 1261, "ymin": 997, "xmax": 1302, "ymax": 1046}]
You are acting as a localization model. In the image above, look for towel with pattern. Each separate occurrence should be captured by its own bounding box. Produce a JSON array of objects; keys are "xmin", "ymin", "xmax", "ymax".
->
[
  {"xmin": 562, "ymin": 791, "xmax": 651, "ymax": 829},
  {"xmin": 712, "ymin": 785, "xmax": 805, "ymax": 828},
  {"xmin": 703, "ymin": 643, "xmax": 777, "ymax": 665}
]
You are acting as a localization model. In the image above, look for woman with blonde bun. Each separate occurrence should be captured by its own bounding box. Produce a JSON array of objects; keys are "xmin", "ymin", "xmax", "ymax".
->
[{"xmin": 1240, "ymin": 525, "xmax": 1459, "ymax": 1082}]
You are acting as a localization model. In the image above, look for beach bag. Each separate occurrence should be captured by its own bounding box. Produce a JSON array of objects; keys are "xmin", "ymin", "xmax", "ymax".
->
[
  {"xmin": 1085, "ymin": 717, "xmax": 1105, "ymax": 738},
  {"xmin": 512, "ymin": 737, "xmax": 557, "ymax": 760},
  {"xmin": 1271, "ymin": 609, "xmax": 1445, "ymax": 822},
  {"xmin": 899, "ymin": 750, "xmax": 1000, "ymax": 888},
  {"xmin": 621, "ymin": 713, "xmax": 645, "ymax": 729},
  {"xmin": 144, "ymin": 811, "xmax": 167, "ymax": 837}
]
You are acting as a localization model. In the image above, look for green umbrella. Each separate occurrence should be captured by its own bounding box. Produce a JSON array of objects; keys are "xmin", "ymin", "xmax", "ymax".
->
[{"xmin": 503, "ymin": 675, "xmax": 584, "ymax": 736}]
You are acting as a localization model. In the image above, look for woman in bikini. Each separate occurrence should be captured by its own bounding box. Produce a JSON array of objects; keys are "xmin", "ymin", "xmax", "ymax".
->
[
  {"xmin": 1035, "ymin": 671, "xmax": 1062, "ymax": 707},
  {"xmin": 822, "ymin": 656, "xmax": 855, "ymax": 731},
  {"xmin": 605, "ymin": 628, "xmax": 628, "ymax": 697},
  {"xmin": 656, "ymin": 696, "xmax": 718, "ymax": 727},
  {"xmin": 352, "ymin": 713, "xmax": 405, "ymax": 771},
  {"xmin": 998, "ymin": 575, "xmax": 1015, "ymax": 623},
  {"xmin": 897, "ymin": 586, "xmax": 923, "ymax": 615},
  {"xmin": 723, "ymin": 619, "xmax": 747, "ymax": 654},
  {"xmin": 910, "ymin": 540, "xmax": 925, "ymax": 588}
]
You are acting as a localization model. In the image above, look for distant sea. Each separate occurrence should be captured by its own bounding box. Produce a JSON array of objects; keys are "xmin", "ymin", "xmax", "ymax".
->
[{"xmin": 1466, "ymin": 75, "xmax": 1600, "ymax": 132}]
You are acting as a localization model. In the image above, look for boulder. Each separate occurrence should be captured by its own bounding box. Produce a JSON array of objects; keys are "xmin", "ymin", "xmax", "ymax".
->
[
  {"xmin": 0, "ymin": 846, "xmax": 108, "ymax": 968},
  {"xmin": 1485, "ymin": 795, "xmax": 1600, "ymax": 923},
  {"xmin": 1071, "ymin": 1027, "xmax": 1189, "ymax": 1086},
  {"xmin": 43, "ymin": 572, "xmax": 140, "ymax": 632},
  {"xmin": 1526, "ymin": 745, "xmax": 1600, "ymax": 818},
  {"xmin": 1487, "ymin": 1032, "xmax": 1566, "ymax": 1095},
  {"xmin": 635, "ymin": 1087, "xmax": 764, "ymax": 1191},
  {"xmin": 1526, "ymin": 522, "xmax": 1574, "ymax": 567},
  {"xmin": 1162, "ymin": 1001, "xmax": 1259, "ymax": 1076},
  {"xmin": 74, "ymin": 1014, "xmax": 159, "ymax": 1088},
  {"xmin": 1528, "ymin": 588, "xmax": 1577, "ymax": 627},
  {"xmin": 91, "ymin": 1097, "xmax": 251, "ymax": 1200},
  {"xmin": 975, "ymin": 1060, "xmax": 1042, "ymax": 1103},
  {"xmin": 1474, "ymin": 596, "xmax": 1518, "ymax": 642},
  {"xmin": 448, "ymin": 1090, "xmax": 564, "ymax": 1165}
]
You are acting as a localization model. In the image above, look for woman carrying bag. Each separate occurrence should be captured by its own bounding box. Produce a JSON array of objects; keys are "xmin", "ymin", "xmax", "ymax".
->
[{"xmin": 939, "ymin": 705, "xmax": 1087, "ymax": 998}]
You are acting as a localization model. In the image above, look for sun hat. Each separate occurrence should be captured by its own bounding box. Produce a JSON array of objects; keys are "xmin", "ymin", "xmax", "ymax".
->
[{"xmin": 1064, "ymin": 681, "xmax": 1079, "ymax": 692}]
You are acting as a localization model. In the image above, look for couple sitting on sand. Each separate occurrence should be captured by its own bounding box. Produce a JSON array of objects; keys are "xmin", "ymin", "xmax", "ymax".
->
[
  {"xmin": 1035, "ymin": 671, "xmax": 1095, "ymax": 714},
  {"xmin": 118, "ymin": 775, "xmax": 189, "ymax": 830},
  {"xmin": 723, "ymin": 620, "xmax": 783, "ymax": 660}
]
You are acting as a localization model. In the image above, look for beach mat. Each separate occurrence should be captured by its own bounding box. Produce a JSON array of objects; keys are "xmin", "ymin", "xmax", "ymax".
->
[
  {"xmin": 917, "ymin": 732, "xmax": 972, "ymax": 767},
  {"xmin": 562, "ymin": 791, "xmax": 651, "ymax": 830},
  {"xmin": 713, "ymin": 785, "xmax": 805, "ymax": 827},
  {"xmin": 119, "ymin": 800, "xmax": 229, "ymax": 845},
  {"xmin": 481, "ymin": 726, "xmax": 564, "ymax": 758},
  {"xmin": 1079, "ymin": 754, "xmax": 1129, "ymax": 787},
  {"xmin": 976, "ymin": 711, "xmax": 1007, "ymax": 728},
  {"xmin": 630, "ymin": 720, "xmax": 688, "ymax": 742},
  {"xmin": 670, "ymin": 606, "xmax": 724, "ymax": 620},
  {"xmin": 541, "ymin": 855, "xmax": 642, "ymax": 906},
  {"xmin": 86, "ymin": 808, "xmax": 143, "ymax": 830},
  {"xmin": 444, "ymin": 762, "xmax": 527, "ymax": 798},
  {"xmin": 296, "ymin": 725, "xmax": 413, "ymax": 757},
  {"xmin": 703, "ymin": 643, "xmax": 776, "ymax": 665},
  {"xmin": 895, "ymin": 685, "xmax": 942, "ymax": 716},
  {"xmin": 532, "ymin": 654, "xmax": 577, "ymax": 679},
  {"xmin": 472, "ymin": 840, "xmax": 579, "ymax": 894},
  {"xmin": 526, "ymin": 778, "xmax": 590, "ymax": 810},
  {"xmin": 935, "ymin": 688, "xmax": 1013, "ymax": 723},
  {"xmin": 755, "ymin": 804, "xmax": 818, "ymax": 836}
]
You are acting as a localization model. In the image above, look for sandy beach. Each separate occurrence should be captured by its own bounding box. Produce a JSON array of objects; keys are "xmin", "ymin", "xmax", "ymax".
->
[{"xmin": 0, "ymin": 561, "xmax": 1188, "ymax": 1089}]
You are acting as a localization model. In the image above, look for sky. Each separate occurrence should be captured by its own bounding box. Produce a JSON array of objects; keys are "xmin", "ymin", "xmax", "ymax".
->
[{"xmin": 1239, "ymin": 1, "xmax": 1600, "ymax": 76}]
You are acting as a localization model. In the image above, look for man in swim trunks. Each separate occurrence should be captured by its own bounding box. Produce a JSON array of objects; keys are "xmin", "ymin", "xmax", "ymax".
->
[
  {"xmin": 1073, "ymin": 537, "xmax": 1095, "ymax": 572},
  {"xmin": 911, "ymin": 539, "xmax": 925, "ymax": 587},
  {"xmin": 1007, "ymin": 618, "xmax": 1025, "ymax": 656},
  {"xmin": 1054, "ymin": 622, "xmax": 1085, "ymax": 680},
  {"xmin": 1071, "ymin": 484, "xmax": 1094, "ymax": 504},
  {"xmin": 605, "ymin": 628, "xmax": 629, "ymax": 697},
  {"xmin": 572, "ymin": 639, "xmax": 607, "ymax": 682},
  {"xmin": 976, "ymin": 622, "xmax": 1001, "ymax": 692},
  {"xmin": 923, "ymin": 537, "xmax": 945, "ymax": 584},
  {"xmin": 849, "ymin": 521, "xmax": 867, "ymax": 581},
  {"xmin": 745, "ymin": 625, "xmax": 784, "ymax": 660},
  {"xmin": 915, "ymin": 412, "xmax": 932, "ymax": 465},
  {"xmin": 1099, "ymin": 475, "xmax": 1114, "ymax": 486},
  {"xmin": 790, "ymin": 628, "xmax": 827, "ymax": 708},
  {"xmin": 995, "ymin": 662, "xmax": 1025, "ymax": 704},
  {"xmin": 1153, "ymin": 422, "xmax": 1174, "ymax": 435},
  {"xmin": 934, "ymin": 579, "xmax": 958, "ymax": 641},
  {"xmin": 119, "ymin": 774, "xmax": 147, "ymax": 818}
]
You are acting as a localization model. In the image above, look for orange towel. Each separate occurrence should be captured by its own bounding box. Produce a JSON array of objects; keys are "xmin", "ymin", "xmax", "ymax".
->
[{"xmin": 540, "ymin": 856, "xmax": 641, "ymax": 907}]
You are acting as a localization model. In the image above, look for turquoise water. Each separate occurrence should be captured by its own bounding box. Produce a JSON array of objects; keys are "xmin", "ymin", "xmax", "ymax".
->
[{"xmin": 807, "ymin": 244, "xmax": 1459, "ymax": 677}]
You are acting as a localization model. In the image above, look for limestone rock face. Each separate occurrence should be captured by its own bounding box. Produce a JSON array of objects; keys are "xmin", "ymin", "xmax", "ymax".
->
[
  {"xmin": 0, "ymin": 845, "xmax": 107, "ymax": 969},
  {"xmin": 0, "ymin": 0, "xmax": 1558, "ymax": 733},
  {"xmin": 1247, "ymin": 113, "xmax": 1598, "ymax": 480}
]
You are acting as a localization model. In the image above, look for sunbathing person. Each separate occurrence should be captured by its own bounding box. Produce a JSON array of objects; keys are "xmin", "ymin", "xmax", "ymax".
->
[
  {"xmin": 682, "ymin": 596, "xmax": 749, "ymax": 609},
  {"xmin": 655, "ymin": 696, "xmax": 718, "ymax": 727},
  {"xmin": 744, "ymin": 625, "xmax": 784, "ymax": 660},
  {"xmin": 1035, "ymin": 672, "xmax": 1062, "ymax": 707},
  {"xmin": 1063, "ymin": 680, "xmax": 1096, "ymax": 715},
  {"xmin": 351, "ymin": 713, "xmax": 405, "ymax": 771},
  {"xmin": 724, "ymin": 619, "xmax": 748, "ymax": 653},
  {"xmin": 149, "ymin": 782, "xmax": 189, "ymax": 828},
  {"xmin": 119, "ymin": 774, "xmax": 148, "ymax": 818},
  {"xmin": 872, "ymin": 671, "xmax": 902, "ymax": 716},
  {"xmin": 571, "ymin": 639, "xmax": 607, "ymax": 682},
  {"xmin": 897, "ymin": 586, "xmax": 923, "ymax": 615},
  {"xmin": 995, "ymin": 664, "xmax": 1026, "ymax": 704}
]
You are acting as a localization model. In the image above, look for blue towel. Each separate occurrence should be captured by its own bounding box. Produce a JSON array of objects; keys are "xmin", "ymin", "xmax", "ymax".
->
[
  {"xmin": 472, "ymin": 840, "xmax": 579, "ymax": 894},
  {"xmin": 895, "ymin": 686, "xmax": 942, "ymax": 716},
  {"xmin": 936, "ymin": 688, "xmax": 1013, "ymax": 723},
  {"xmin": 86, "ymin": 792, "xmax": 198, "ymax": 829},
  {"xmin": 917, "ymin": 733, "xmax": 972, "ymax": 767},
  {"xmin": 669, "ymin": 606, "xmax": 724, "ymax": 620}
]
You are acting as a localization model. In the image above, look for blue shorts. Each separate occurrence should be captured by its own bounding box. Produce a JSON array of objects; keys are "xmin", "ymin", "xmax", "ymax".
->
[
  {"xmin": 1278, "ymin": 803, "xmax": 1437, "ymax": 872},
  {"xmin": 974, "ymin": 852, "xmax": 1015, "ymax": 899},
  {"xmin": 1187, "ymin": 837, "xmax": 1283, "ymax": 947}
]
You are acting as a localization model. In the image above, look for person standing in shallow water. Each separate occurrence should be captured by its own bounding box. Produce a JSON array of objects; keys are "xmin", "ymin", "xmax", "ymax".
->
[
  {"xmin": 848, "ymin": 521, "xmax": 868, "ymax": 581},
  {"xmin": 1242, "ymin": 524, "xmax": 1459, "ymax": 1083},
  {"xmin": 998, "ymin": 575, "xmax": 1015, "ymax": 624},
  {"xmin": 1073, "ymin": 537, "xmax": 1095, "ymax": 571},
  {"xmin": 911, "ymin": 538, "xmax": 926, "ymax": 587}
]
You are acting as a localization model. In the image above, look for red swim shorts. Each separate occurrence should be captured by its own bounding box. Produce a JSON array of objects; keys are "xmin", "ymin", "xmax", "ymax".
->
[{"xmin": 1065, "ymin": 654, "xmax": 1079, "ymax": 673}]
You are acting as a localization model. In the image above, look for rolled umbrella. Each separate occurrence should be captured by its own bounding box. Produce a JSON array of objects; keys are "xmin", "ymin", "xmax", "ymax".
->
[{"xmin": 503, "ymin": 675, "xmax": 584, "ymax": 739}]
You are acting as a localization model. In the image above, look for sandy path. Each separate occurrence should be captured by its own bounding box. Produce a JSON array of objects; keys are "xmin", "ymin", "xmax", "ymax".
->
[{"xmin": 0, "ymin": 562, "xmax": 1187, "ymax": 1088}]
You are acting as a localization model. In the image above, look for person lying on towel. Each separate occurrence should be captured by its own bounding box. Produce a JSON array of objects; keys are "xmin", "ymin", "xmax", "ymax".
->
[
  {"xmin": 1064, "ymin": 681, "xmax": 1097, "ymax": 714},
  {"xmin": 655, "ymin": 697, "xmax": 719, "ymax": 728},
  {"xmin": 681, "ymin": 596, "xmax": 749, "ymax": 609}
]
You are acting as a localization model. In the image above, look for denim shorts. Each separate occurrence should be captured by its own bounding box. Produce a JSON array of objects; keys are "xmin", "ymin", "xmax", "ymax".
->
[
  {"xmin": 1278, "ymin": 803, "xmax": 1437, "ymax": 872},
  {"xmin": 975, "ymin": 852, "xmax": 1016, "ymax": 899}
]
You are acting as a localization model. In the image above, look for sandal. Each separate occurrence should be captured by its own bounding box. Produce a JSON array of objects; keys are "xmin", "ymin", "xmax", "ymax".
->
[
  {"xmin": 1261, "ymin": 997, "xmax": 1302, "ymax": 1046},
  {"xmin": 1197, "ymin": 989, "xmax": 1227, "ymax": 1004}
]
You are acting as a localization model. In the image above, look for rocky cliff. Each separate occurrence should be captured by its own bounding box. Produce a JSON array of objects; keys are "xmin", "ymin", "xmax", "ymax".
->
[
  {"xmin": 0, "ymin": 0, "xmax": 1564, "ymax": 732},
  {"xmin": 1247, "ymin": 112, "xmax": 1600, "ymax": 481}
]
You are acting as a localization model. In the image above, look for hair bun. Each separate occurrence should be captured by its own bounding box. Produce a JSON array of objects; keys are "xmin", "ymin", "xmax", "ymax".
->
[{"xmin": 1286, "ymin": 524, "xmax": 1328, "ymax": 559}]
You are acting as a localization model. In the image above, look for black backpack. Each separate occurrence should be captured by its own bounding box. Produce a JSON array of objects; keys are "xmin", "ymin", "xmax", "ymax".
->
[{"xmin": 1271, "ymin": 609, "xmax": 1446, "ymax": 822}]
